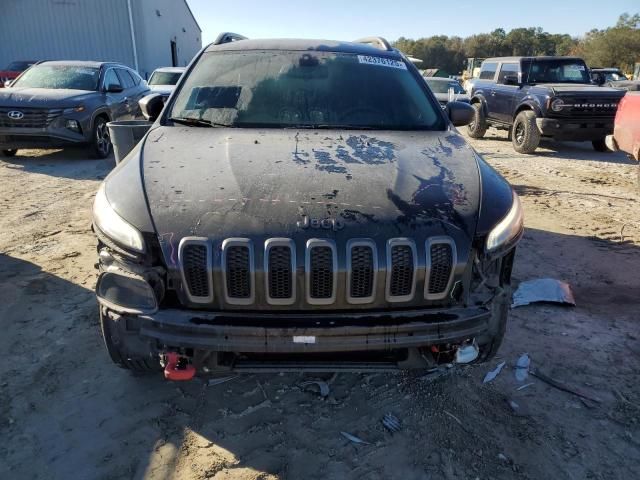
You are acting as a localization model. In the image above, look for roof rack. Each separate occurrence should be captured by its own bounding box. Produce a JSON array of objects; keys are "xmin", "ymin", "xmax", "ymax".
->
[
  {"xmin": 353, "ymin": 37, "xmax": 393, "ymax": 52},
  {"xmin": 213, "ymin": 32, "xmax": 247, "ymax": 45}
]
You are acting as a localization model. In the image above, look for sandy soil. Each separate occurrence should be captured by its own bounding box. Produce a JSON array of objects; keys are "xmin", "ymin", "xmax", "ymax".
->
[{"xmin": 1, "ymin": 131, "xmax": 639, "ymax": 480}]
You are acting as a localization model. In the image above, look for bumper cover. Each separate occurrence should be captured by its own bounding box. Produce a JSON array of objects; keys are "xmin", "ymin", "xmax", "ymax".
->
[
  {"xmin": 536, "ymin": 117, "xmax": 614, "ymax": 141},
  {"xmin": 0, "ymin": 126, "xmax": 88, "ymax": 149},
  {"xmin": 132, "ymin": 306, "xmax": 492, "ymax": 353}
]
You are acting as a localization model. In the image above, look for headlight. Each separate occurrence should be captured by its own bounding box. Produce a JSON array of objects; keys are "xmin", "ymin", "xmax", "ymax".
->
[
  {"xmin": 550, "ymin": 98, "xmax": 564, "ymax": 112},
  {"xmin": 96, "ymin": 271, "xmax": 157, "ymax": 313},
  {"xmin": 486, "ymin": 192, "xmax": 523, "ymax": 252},
  {"xmin": 63, "ymin": 105, "xmax": 85, "ymax": 114},
  {"xmin": 93, "ymin": 183, "xmax": 145, "ymax": 253}
]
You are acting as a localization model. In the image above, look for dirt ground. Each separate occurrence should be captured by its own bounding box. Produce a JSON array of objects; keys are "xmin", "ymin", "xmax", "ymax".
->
[{"xmin": 1, "ymin": 129, "xmax": 639, "ymax": 480}]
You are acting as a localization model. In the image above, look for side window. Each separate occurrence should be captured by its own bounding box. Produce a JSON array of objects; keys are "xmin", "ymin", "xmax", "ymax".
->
[
  {"xmin": 129, "ymin": 70, "xmax": 142, "ymax": 85},
  {"xmin": 103, "ymin": 69, "xmax": 121, "ymax": 90},
  {"xmin": 479, "ymin": 62, "xmax": 498, "ymax": 80},
  {"xmin": 497, "ymin": 63, "xmax": 519, "ymax": 83},
  {"xmin": 116, "ymin": 69, "xmax": 135, "ymax": 89}
]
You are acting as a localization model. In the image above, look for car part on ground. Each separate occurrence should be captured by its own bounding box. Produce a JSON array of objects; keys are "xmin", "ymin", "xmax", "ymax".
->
[
  {"xmin": 0, "ymin": 60, "xmax": 149, "ymax": 158},
  {"xmin": 511, "ymin": 278, "xmax": 575, "ymax": 308},
  {"xmin": 468, "ymin": 56, "xmax": 626, "ymax": 153},
  {"xmin": 93, "ymin": 34, "xmax": 522, "ymax": 378}
]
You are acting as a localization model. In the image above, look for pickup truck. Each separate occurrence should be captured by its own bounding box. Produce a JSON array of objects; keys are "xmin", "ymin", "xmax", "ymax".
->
[
  {"xmin": 467, "ymin": 56, "xmax": 626, "ymax": 153},
  {"xmin": 606, "ymin": 92, "xmax": 640, "ymax": 161}
]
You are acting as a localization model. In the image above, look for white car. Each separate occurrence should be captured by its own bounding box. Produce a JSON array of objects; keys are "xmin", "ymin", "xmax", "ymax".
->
[{"xmin": 147, "ymin": 67, "xmax": 185, "ymax": 96}]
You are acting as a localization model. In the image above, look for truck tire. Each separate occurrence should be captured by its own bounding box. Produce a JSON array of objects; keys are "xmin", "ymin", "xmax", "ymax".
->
[
  {"xmin": 467, "ymin": 103, "xmax": 487, "ymax": 139},
  {"xmin": 512, "ymin": 111, "xmax": 540, "ymax": 154},
  {"xmin": 592, "ymin": 138, "xmax": 611, "ymax": 153},
  {"xmin": 2, "ymin": 149, "xmax": 17, "ymax": 157},
  {"xmin": 100, "ymin": 310, "xmax": 160, "ymax": 373},
  {"xmin": 91, "ymin": 116, "xmax": 112, "ymax": 159}
]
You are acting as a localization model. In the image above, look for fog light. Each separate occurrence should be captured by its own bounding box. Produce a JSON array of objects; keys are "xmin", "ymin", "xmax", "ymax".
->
[
  {"xmin": 66, "ymin": 119, "xmax": 81, "ymax": 132},
  {"xmin": 96, "ymin": 272, "xmax": 157, "ymax": 313}
]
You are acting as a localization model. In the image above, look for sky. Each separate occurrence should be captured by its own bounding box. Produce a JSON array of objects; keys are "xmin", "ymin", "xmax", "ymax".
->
[{"xmin": 187, "ymin": 0, "xmax": 638, "ymax": 45}]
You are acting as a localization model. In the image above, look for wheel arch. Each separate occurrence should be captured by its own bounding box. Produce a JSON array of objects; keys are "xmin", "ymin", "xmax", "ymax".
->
[{"xmin": 513, "ymin": 101, "xmax": 542, "ymax": 119}]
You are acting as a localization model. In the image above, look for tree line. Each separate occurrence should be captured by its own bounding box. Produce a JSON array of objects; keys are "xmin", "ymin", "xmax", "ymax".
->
[{"xmin": 394, "ymin": 13, "xmax": 640, "ymax": 75}]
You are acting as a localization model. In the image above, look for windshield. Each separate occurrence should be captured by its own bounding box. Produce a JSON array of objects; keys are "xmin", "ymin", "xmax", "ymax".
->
[
  {"xmin": 12, "ymin": 65, "xmax": 100, "ymax": 90},
  {"xmin": 6, "ymin": 61, "xmax": 34, "ymax": 71},
  {"xmin": 169, "ymin": 51, "xmax": 444, "ymax": 130},
  {"xmin": 149, "ymin": 71, "xmax": 183, "ymax": 86},
  {"xmin": 524, "ymin": 59, "xmax": 590, "ymax": 84},
  {"xmin": 425, "ymin": 79, "xmax": 465, "ymax": 94},
  {"xmin": 604, "ymin": 72, "xmax": 627, "ymax": 81}
]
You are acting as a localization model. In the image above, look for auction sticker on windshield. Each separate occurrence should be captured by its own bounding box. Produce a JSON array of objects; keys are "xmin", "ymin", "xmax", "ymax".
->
[{"xmin": 358, "ymin": 55, "xmax": 407, "ymax": 70}]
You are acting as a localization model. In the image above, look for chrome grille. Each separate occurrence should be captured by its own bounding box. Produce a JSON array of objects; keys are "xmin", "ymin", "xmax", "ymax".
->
[
  {"xmin": 428, "ymin": 243, "xmax": 453, "ymax": 294},
  {"xmin": 182, "ymin": 244, "xmax": 210, "ymax": 298},
  {"xmin": 268, "ymin": 246, "xmax": 293, "ymax": 299},
  {"xmin": 309, "ymin": 246, "xmax": 333, "ymax": 299},
  {"xmin": 350, "ymin": 246, "xmax": 374, "ymax": 298},
  {"xmin": 0, "ymin": 108, "xmax": 63, "ymax": 128},
  {"xmin": 389, "ymin": 245, "xmax": 415, "ymax": 298},
  {"xmin": 226, "ymin": 246, "xmax": 251, "ymax": 298},
  {"xmin": 556, "ymin": 98, "xmax": 619, "ymax": 117}
]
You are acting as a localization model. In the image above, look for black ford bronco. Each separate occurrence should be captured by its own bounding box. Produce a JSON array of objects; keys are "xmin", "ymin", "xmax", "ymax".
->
[
  {"xmin": 467, "ymin": 56, "xmax": 626, "ymax": 153},
  {"xmin": 92, "ymin": 35, "xmax": 523, "ymax": 378}
]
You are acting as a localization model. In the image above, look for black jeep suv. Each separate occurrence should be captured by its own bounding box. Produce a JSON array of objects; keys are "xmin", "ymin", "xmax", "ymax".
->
[
  {"xmin": 467, "ymin": 56, "xmax": 626, "ymax": 153},
  {"xmin": 92, "ymin": 35, "xmax": 523, "ymax": 377}
]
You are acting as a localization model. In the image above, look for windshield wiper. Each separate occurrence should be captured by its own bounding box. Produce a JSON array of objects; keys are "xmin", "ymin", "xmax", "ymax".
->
[{"xmin": 168, "ymin": 117, "xmax": 231, "ymax": 128}]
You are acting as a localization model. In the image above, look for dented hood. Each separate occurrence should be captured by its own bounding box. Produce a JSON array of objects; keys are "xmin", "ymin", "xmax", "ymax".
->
[{"xmin": 141, "ymin": 126, "xmax": 481, "ymax": 255}]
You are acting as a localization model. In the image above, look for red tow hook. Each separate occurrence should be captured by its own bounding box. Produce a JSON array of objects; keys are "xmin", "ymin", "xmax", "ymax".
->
[{"xmin": 163, "ymin": 352, "xmax": 196, "ymax": 381}]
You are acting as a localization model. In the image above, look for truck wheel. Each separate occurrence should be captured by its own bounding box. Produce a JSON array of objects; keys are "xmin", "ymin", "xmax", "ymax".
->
[
  {"xmin": 467, "ymin": 103, "xmax": 487, "ymax": 139},
  {"xmin": 592, "ymin": 138, "xmax": 611, "ymax": 153},
  {"xmin": 91, "ymin": 116, "xmax": 112, "ymax": 159},
  {"xmin": 2, "ymin": 149, "xmax": 17, "ymax": 157},
  {"xmin": 512, "ymin": 111, "xmax": 540, "ymax": 154},
  {"xmin": 100, "ymin": 310, "xmax": 160, "ymax": 373}
]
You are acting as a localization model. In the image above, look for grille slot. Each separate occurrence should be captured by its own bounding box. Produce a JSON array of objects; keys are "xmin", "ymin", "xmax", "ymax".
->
[
  {"xmin": 265, "ymin": 239, "xmax": 295, "ymax": 304},
  {"xmin": 386, "ymin": 239, "xmax": 416, "ymax": 302},
  {"xmin": 425, "ymin": 238, "xmax": 457, "ymax": 300},
  {"xmin": 179, "ymin": 239, "xmax": 212, "ymax": 302},
  {"xmin": 305, "ymin": 240, "xmax": 337, "ymax": 304},
  {"xmin": 226, "ymin": 246, "xmax": 251, "ymax": 298},
  {"xmin": 350, "ymin": 245, "xmax": 374, "ymax": 299}
]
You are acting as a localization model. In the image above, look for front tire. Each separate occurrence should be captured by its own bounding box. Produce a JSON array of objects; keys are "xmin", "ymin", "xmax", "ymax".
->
[
  {"xmin": 100, "ymin": 309, "xmax": 160, "ymax": 373},
  {"xmin": 2, "ymin": 149, "xmax": 17, "ymax": 157},
  {"xmin": 91, "ymin": 116, "xmax": 111, "ymax": 159},
  {"xmin": 467, "ymin": 102, "xmax": 488, "ymax": 139},
  {"xmin": 592, "ymin": 138, "xmax": 611, "ymax": 152},
  {"xmin": 512, "ymin": 110, "xmax": 540, "ymax": 154}
]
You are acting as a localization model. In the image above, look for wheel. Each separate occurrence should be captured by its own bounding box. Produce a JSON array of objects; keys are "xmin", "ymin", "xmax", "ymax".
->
[
  {"xmin": 91, "ymin": 116, "xmax": 111, "ymax": 159},
  {"xmin": 592, "ymin": 138, "xmax": 611, "ymax": 152},
  {"xmin": 466, "ymin": 102, "xmax": 487, "ymax": 139},
  {"xmin": 475, "ymin": 292, "xmax": 509, "ymax": 363},
  {"xmin": 2, "ymin": 149, "xmax": 17, "ymax": 157},
  {"xmin": 512, "ymin": 110, "xmax": 540, "ymax": 154},
  {"xmin": 100, "ymin": 309, "xmax": 160, "ymax": 372}
]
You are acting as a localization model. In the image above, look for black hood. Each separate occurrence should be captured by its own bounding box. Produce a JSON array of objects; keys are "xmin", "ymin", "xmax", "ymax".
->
[
  {"xmin": 138, "ymin": 127, "xmax": 482, "ymax": 267},
  {"xmin": 0, "ymin": 87, "xmax": 96, "ymax": 108},
  {"xmin": 542, "ymin": 84, "xmax": 626, "ymax": 97}
]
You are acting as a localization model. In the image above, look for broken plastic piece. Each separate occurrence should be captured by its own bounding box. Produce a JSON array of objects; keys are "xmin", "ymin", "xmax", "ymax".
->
[
  {"xmin": 340, "ymin": 431, "xmax": 370, "ymax": 445},
  {"xmin": 300, "ymin": 380, "xmax": 330, "ymax": 397},
  {"xmin": 483, "ymin": 361, "xmax": 506, "ymax": 383},
  {"xmin": 511, "ymin": 278, "xmax": 575, "ymax": 308},
  {"xmin": 163, "ymin": 352, "xmax": 196, "ymax": 381},
  {"xmin": 382, "ymin": 413, "xmax": 401, "ymax": 433},
  {"xmin": 455, "ymin": 340, "xmax": 479, "ymax": 364},
  {"xmin": 207, "ymin": 375, "xmax": 237, "ymax": 387},
  {"xmin": 515, "ymin": 353, "xmax": 530, "ymax": 382}
]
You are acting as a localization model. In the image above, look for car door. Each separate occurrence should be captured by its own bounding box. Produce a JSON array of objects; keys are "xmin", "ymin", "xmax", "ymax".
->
[
  {"xmin": 491, "ymin": 62, "xmax": 520, "ymax": 123},
  {"xmin": 116, "ymin": 68, "xmax": 140, "ymax": 120},
  {"xmin": 103, "ymin": 68, "xmax": 128, "ymax": 120},
  {"xmin": 476, "ymin": 62, "xmax": 500, "ymax": 120}
]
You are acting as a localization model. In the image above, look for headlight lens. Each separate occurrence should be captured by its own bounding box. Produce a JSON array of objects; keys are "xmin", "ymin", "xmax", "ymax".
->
[
  {"xmin": 93, "ymin": 183, "xmax": 145, "ymax": 253},
  {"xmin": 486, "ymin": 192, "xmax": 523, "ymax": 252},
  {"xmin": 63, "ymin": 105, "xmax": 85, "ymax": 114},
  {"xmin": 550, "ymin": 98, "xmax": 564, "ymax": 112},
  {"xmin": 96, "ymin": 272, "xmax": 157, "ymax": 312}
]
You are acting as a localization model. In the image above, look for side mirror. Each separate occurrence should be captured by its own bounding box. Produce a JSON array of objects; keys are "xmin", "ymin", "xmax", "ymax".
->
[
  {"xmin": 106, "ymin": 83, "xmax": 124, "ymax": 93},
  {"xmin": 139, "ymin": 93, "xmax": 165, "ymax": 122},
  {"xmin": 503, "ymin": 75, "xmax": 520, "ymax": 86},
  {"xmin": 447, "ymin": 101, "xmax": 475, "ymax": 127}
]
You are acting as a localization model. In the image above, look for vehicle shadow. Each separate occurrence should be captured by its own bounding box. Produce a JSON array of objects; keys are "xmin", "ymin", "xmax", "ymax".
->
[
  {"xmin": 0, "ymin": 148, "xmax": 115, "ymax": 180},
  {"xmin": 2, "ymin": 222, "xmax": 640, "ymax": 480}
]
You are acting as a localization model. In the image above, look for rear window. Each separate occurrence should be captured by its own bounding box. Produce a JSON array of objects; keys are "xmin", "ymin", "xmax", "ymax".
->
[
  {"xmin": 479, "ymin": 62, "xmax": 498, "ymax": 80},
  {"xmin": 149, "ymin": 71, "xmax": 183, "ymax": 86},
  {"xmin": 497, "ymin": 63, "xmax": 519, "ymax": 83},
  {"xmin": 11, "ymin": 65, "xmax": 99, "ymax": 90},
  {"xmin": 169, "ymin": 50, "xmax": 445, "ymax": 130}
]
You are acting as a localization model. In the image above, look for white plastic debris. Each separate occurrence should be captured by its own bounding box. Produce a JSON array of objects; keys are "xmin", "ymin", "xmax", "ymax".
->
[
  {"xmin": 455, "ymin": 341, "xmax": 479, "ymax": 364},
  {"xmin": 511, "ymin": 278, "xmax": 575, "ymax": 308},
  {"xmin": 340, "ymin": 431, "xmax": 370, "ymax": 445},
  {"xmin": 515, "ymin": 354, "xmax": 531, "ymax": 382},
  {"xmin": 483, "ymin": 361, "xmax": 506, "ymax": 383},
  {"xmin": 300, "ymin": 380, "xmax": 330, "ymax": 397}
]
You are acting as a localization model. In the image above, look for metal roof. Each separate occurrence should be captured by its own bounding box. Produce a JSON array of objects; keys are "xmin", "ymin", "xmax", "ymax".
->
[{"xmin": 205, "ymin": 38, "xmax": 403, "ymax": 57}]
